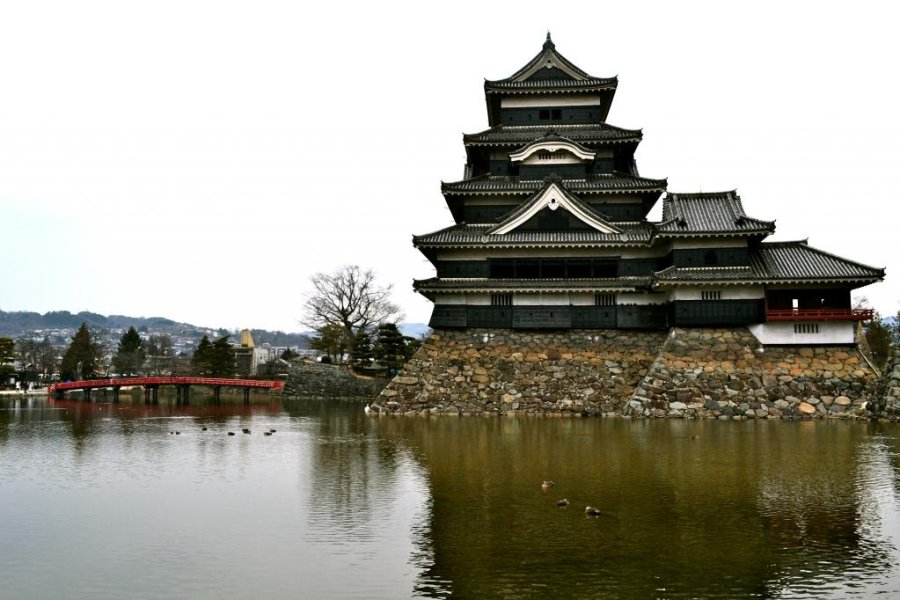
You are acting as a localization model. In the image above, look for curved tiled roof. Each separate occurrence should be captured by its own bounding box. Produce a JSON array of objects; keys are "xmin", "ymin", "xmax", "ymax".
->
[
  {"xmin": 464, "ymin": 123, "xmax": 642, "ymax": 146},
  {"xmin": 442, "ymin": 173, "xmax": 667, "ymax": 195},
  {"xmin": 653, "ymin": 241, "xmax": 884, "ymax": 285},
  {"xmin": 413, "ymin": 223, "xmax": 654, "ymax": 248},
  {"xmin": 414, "ymin": 277, "xmax": 650, "ymax": 294},
  {"xmin": 484, "ymin": 34, "xmax": 617, "ymax": 94},
  {"xmin": 656, "ymin": 191, "xmax": 774, "ymax": 236},
  {"xmin": 750, "ymin": 241, "xmax": 884, "ymax": 282}
]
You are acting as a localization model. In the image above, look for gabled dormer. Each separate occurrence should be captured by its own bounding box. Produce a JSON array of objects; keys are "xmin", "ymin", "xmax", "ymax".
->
[
  {"xmin": 488, "ymin": 180, "xmax": 621, "ymax": 235},
  {"xmin": 484, "ymin": 34, "xmax": 618, "ymax": 127},
  {"xmin": 505, "ymin": 133, "xmax": 619, "ymax": 180}
]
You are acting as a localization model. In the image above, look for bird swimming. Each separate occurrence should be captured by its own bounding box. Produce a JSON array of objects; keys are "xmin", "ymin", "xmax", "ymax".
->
[
  {"xmin": 557, "ymin": 499, "xmax": 569, "ymax": 507},
  {"xmin": 585, "ymin": 506, "xmax": 601, "ymax": 517}
]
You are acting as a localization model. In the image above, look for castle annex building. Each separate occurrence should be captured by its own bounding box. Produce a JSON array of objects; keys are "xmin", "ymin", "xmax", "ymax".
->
[{"xmin": 413, "ymin": 36, "xmax": 884, "ymax": 345}]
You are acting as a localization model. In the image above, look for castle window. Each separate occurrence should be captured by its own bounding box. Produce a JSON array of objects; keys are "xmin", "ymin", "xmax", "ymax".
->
[
  {"xmin": 491, "ymin": 293, "xmax": 513, "ymax": 307},
  {"xmin": 595, "ymin": 293, "xmax": 615, "ymax": 307},
  {"xmin": 538, "ymin": 108, "xmax": 562, "ymax": 121},
  {"xmin": 794, "ymin": 323, "xmax": 819, "ymax": 334},
  {"xmin": 701, "ymin": 290, "xmax": 722, "ymax": 301}
]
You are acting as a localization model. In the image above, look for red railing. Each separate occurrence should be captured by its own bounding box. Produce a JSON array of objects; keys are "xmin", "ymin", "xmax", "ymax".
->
[
  {"xmin": 766, "ymin": 308, "xmax": 874, "ymax": 322},
  {"xmin": 48, "ymin": 377, "xmax": 284, "ymax": 395}
]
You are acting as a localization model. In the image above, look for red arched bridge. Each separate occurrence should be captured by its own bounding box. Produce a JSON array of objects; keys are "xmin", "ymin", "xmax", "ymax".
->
[{"xmin": 48, "ymin": 377, "xmax": 284, "ymax": 404}]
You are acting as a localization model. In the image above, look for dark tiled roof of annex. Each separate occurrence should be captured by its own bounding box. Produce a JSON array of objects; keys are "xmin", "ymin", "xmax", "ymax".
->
[
  {"xmin": 656, "ymin": 191, "xmax": 775, "ymax": 236},
  {"xmin": 653, "ymin": 241, "xmax": 885, "ymax": 285}
]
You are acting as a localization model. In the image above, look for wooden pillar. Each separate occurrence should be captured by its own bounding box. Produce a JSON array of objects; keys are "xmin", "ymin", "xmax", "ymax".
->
[
  {"xmin": 212, "ymin": 386, "xmax": 221, "ymax": 404},
  {"xmin": 242, "ymin": 388, "xmax": 250, "ymax": 404},
  {"xmin": 144, "ymin": 387, "xmax": 151, "ymax": 404},
  {"xmin": 151, "ymin": 386, "xmax": 159, "ymax": 405},
  {"xmin": 84, "ymin": 388, "xmax": 92, "ymax": 402},
  {"xmin": 112, "ymin": 387, "xmax": 120, "ymax": 403},
  {"xmin": 182, "ymin": 385, "xmax": 190, "ymax": 406}
]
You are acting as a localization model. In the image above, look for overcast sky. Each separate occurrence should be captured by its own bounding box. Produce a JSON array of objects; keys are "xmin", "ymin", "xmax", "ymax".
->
[{"xmin": 1, "ymin": 1, "xmax": 898, "ymax": 332}]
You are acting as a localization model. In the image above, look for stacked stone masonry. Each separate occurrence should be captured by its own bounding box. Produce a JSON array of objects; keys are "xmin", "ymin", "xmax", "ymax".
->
[
  {"xmin": 375, "ymin": 328, "xmax": 880, "ymax": 419},
  {"xmin": 282, "ymin": 360, "xmax": 387, "ymax": 400},
  {"xmin": 869, "ymin": 347, "xmax": 900, "ymax": 420}
]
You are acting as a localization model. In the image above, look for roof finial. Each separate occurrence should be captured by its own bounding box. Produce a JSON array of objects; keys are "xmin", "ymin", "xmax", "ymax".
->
[{"xmin": 544, "ymin": 31, "xmax": 555, "ymax": 50}]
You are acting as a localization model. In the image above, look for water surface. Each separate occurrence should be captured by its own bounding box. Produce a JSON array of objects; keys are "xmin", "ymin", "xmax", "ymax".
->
[{"xmin": 2, "ymin": 394, "xmax": 899, "ymax": 598}]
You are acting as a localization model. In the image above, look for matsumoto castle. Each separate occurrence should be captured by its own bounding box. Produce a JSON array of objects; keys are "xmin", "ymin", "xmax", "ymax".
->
[{"xmin": 413, "ymin": 35, "xmax": 884, "ymax": 345}]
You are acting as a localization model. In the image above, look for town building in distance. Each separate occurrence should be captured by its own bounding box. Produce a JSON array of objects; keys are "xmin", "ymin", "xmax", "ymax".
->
[{"xmin": 413, "ymin": 35, "xmax": 884, "ymax": 345}]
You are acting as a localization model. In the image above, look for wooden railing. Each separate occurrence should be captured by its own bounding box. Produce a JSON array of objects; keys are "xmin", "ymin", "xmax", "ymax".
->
[
  {"xmin": 48, "ymin": 377, "xmax": 284, "ymax": 394},
  {"xmin": 766, "ymin": 308, "xmax": 874, "ymax": 322}
]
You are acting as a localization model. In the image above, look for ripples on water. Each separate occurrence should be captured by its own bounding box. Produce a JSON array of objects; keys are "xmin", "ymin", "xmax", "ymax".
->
[{"xmin": 2, "ymin": 396, "xmax": 900, "ymax": 598}]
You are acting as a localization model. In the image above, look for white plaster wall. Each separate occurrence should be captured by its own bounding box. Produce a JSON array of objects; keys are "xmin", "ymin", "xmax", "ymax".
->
[
  {"xmin": 568, "ymin": 293, "xmax": 596, "ymax": 306},
  {"xmin": 501, "ymin": 95, "xmax": 601, "ymax": 108},
  {"xmin": 670, "ymin": 239, "xmax": 748, "ymax": 249},
  {"xmin": 668, "ymin": 286, "xmax": 764, "ymax": 301},
  {"xmin": 434, "ymin": 294, "xmax": 466, "ymax": 305},
  {"xmin": 618, "ymin": 293, "xmax": 668, "ymax": 305},
  {"xmin": 748, "ymin": 321, "xmax": 855, "ymax": 345},
  {"xmin": 521, "ymin": 154, "xmax": 581, "ymax": 165},
  {"xmin": 513, "ymin": 293, "xmax": 569, "ymax": 306}
]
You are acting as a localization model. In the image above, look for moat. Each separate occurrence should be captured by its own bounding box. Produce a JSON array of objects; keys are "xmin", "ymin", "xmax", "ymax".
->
[{"xmin": 2, "ymin": 394, "xmax": 900, "ymax": 598}]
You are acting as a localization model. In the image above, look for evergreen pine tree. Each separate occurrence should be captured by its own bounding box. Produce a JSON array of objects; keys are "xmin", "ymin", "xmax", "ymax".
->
[
  {"xmin": 112, "ymin": 326, "xmax": 146, "ymax": 376},
  {"xmin": 209, "ymin": 336, "xmax": 236, "ymax": 377},
  {"xmin": 373, "ymin": 324, "xmax": 419, "ymax": 375},
  {"xmin": 60, "ymin": 323, "xmax": 101, "ymax": 381},
  {"xmin": 351, "ymin": 331, "xmax": 374, "ymax": 370},
  {"xmin": 0, "ymin": 337, "xmax": 16, "ymax": 385},
  {"xmin": 191, "ymin": 335, "xmax": 214, "ymax": 375}
]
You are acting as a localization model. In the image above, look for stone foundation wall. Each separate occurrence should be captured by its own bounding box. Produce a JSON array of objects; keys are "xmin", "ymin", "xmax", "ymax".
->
[
  {"xmin": 376, "ymin": 329, "xmax": 667, "ymax": 415},
  {"xmin": 869, "ymin": 346, "xmax": 900, "ymax": 420},
  {"xmin": 628, "ymin": 328, "xmax": 877, "ymax": 419},
  {"xmin": 375, "ymin": 328, "xmax": 880, "ymax": 419},
  {"xmin": 282, "ymin": 360, "xmax": 387, "ymax": 400}
]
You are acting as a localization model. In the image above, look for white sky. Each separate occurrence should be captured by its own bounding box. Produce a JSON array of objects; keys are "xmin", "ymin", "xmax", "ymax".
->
[{"xmin": 1, "ymin": 1, "xmax": 898, "ymax": 332}]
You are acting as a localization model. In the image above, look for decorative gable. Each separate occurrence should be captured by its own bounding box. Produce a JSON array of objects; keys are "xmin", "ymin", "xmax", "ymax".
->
[
  {"xmin": 488, "ymin": 182, "xmax": 621, "ymax": 235},
  {"xmin": 509, "ymin": 137, "xmax": 595, "ymax": 165}
]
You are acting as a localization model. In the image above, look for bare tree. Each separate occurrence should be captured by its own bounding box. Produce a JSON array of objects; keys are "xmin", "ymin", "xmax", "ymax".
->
[{"xmin": 302, "ymin": 266, "xmax": 402, "ymax": 361}]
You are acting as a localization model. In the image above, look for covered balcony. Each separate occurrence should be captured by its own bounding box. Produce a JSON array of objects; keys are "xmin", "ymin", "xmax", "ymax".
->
[{"xmin": 764, "ymin": 289, "xmax": 872, "ymax": 322}]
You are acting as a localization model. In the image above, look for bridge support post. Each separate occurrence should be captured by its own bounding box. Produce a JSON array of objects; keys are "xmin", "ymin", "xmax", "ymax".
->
[
  {"xmin": 144, "ymin": 387, "xmax": 151, "ymax": 404},
  {"xmin": 243, "ymin": 388, "xmax": 250, "ymax": 404},
  {"xmin": 212, "ymin": 386, "xmax": 221, "ymax": 404},
  {"xmin": 54, "ymin": 389, "xmax": 65, "ymax": 400},
  {"xmin": 84, "ymin": 388, "xmax": 92, "ymax": 402},
  {"xmin": 112, "ymin": 387, "xmax": 120, "ymax": 403},
  {"xmin": 182, "ymin": 385, "xmax": 190, "ymax": 405},
  {"xmin": 151, "ymin": 386, "xmax": 159, "ymax": 404}
]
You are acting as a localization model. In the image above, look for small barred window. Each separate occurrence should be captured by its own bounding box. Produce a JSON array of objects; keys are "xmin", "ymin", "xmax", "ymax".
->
[
  {"xmin": 595, "ymin": 293, "xmax": 615, "ymax": 307},
  {"xmin": 701, "ymin": 290, "xmax": 722, "ymax": 301},
  {"xmin": 491, "ymin": 293, "xmax": 513, "ymax": 307},
  {"xmin": 794, "ymin": 323, "xmax": 819, "ymax": 334}
]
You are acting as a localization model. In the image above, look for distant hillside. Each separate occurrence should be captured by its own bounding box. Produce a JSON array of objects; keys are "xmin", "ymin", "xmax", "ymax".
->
[{"xmin": 0, "ymin": 309, "xmax": 310, "ymax": 348}]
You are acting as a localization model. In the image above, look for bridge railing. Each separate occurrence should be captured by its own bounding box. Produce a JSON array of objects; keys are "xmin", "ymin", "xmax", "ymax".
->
[{"xmin": 48, "ymin": 377, "xmax": 284, "ymax": 394}]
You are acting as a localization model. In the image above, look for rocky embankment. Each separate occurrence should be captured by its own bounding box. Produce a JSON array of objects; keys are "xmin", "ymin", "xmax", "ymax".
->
[
  {"xmin": 281, "ymin": 360, "xmax": 387, "ymax": 400},
  {"xmin": 374, "ymin": 327, "xmax": 882, "ymax": 419},
  {"xmin": 868, "ymin": 346, "xmax": 900, "ymax": 420},
  {"xmin": 628, "ymin": 328, "xmax": 876, "ymax": 419},
  {"xmin": 375, "ymin": 329, "xmax": 666, "ymax": 415}
]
